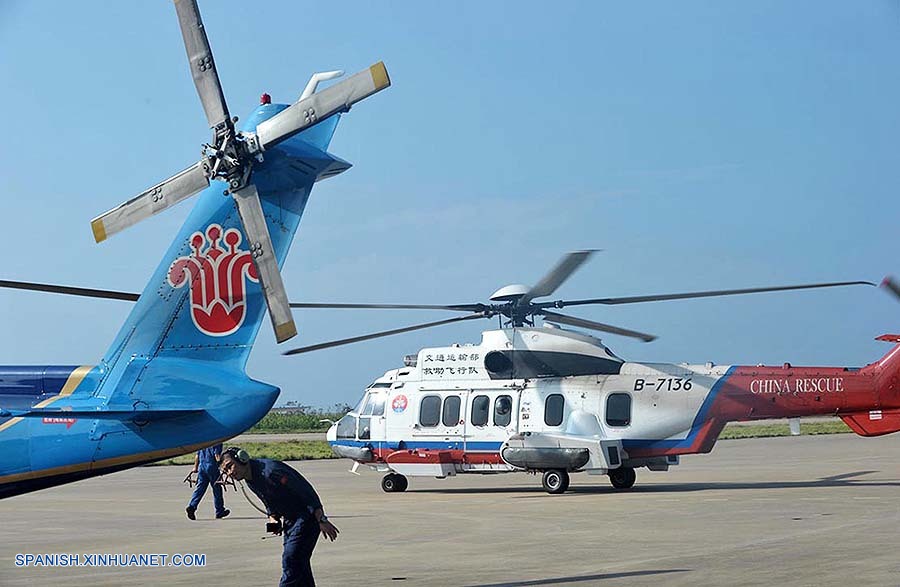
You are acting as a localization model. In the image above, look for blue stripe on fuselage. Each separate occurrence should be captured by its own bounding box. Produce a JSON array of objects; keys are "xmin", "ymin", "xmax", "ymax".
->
[{"xmin": 621, "ymin": 365, "xmax": 737, "ymax": 450}]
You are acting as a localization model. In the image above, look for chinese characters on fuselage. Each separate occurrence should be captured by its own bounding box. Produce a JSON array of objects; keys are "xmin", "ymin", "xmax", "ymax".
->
[{"xmin": 422, "ymin": 352, "xmax": 481, "ymax": 377}]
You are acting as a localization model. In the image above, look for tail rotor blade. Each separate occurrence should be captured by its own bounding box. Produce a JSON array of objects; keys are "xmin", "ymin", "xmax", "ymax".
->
[
  {"xmin": 232, "ymin": 183, "xmax": 296, "ymax": 343},
  {"xmin": 173, "ymin": 0, "xmax": 231, "ymax": 129},
  {"xmin": 91, "ymin": 162, "xmax": 209, "ymax": 242},
  {"xmin": 540, "ymin": 310, "xmax": 656, "ymax": 342},
  {"xmin": 256, "ymin": 62, "xmax": 390, "ymax": 149}
]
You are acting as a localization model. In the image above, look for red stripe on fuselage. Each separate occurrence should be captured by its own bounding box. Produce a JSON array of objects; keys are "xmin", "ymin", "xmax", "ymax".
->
[{"xmin": 371, "ymin": 447, "xmax": 504, "ymax": 466}]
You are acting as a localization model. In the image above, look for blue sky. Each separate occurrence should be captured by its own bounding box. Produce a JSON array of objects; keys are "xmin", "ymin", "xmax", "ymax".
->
[{"xmin": 1, "ymin": 1, "xmax": 899, "ymax": 408}]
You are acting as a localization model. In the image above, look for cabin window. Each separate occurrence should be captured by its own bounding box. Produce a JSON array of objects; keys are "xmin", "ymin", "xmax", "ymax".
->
[
  {"xmin": 544, "ymin": 394, "xmax": 564, "ymax": 426},
  {"xmin": 336, "ymin": 414, "xmax": 356, "ymax": 439},
  {"xmin": 442, "ymin": 396, "xmax": 461, "ymax": 427},
  {"xmin": 606, "ymin": 393, "xmax": 632, "ymax": 427},
  {"xmin": 494, "ymin": 395, "xmax": 512, "ymax": 427},
  {"xmin": 360, "ymin": 393, "xmax": 373, "ymax": 415},
  {"xmin": 371, "ymin": 393, "xmax": 386, "ymax": 417},
  {"xmin": 471, "ymin": 395, "xmax": 490, "ymax": 426},
  {"xmin": 420, "ymin": 395, "xmax": 441, "ymax": 427},
  {"xmin": 357, "ymin": 417, "xmax": 371, "ymax": 440}
]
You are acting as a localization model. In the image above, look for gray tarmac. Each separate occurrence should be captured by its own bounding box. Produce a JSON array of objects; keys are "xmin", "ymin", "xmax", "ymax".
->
[{"xmin": 1, "ymin": 433, "xmax": 899, "ymax": 587}]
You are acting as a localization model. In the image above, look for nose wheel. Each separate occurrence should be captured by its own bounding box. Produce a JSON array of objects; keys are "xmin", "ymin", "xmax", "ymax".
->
[
  {"xmin": 608, "ymin": 467, "xmax": 636, "ymax": 490},
  {"xmin": 541, "ymin": 469, "xmax": 570, "ymax": 494},
  {"xmin": 381, "ymin": 473, "xmax": 408, "ymax": 493}
]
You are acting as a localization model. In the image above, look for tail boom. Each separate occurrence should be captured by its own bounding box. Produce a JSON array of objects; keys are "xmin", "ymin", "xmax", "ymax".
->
[{"xmin": 715, "ymin": 339, "xmax": 900, "ymax": 437}]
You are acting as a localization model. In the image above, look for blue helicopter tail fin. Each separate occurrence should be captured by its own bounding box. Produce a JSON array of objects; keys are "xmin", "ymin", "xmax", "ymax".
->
[{"xmin": 96, "ymin": 104, "xmax": 350, "ymax": 397}]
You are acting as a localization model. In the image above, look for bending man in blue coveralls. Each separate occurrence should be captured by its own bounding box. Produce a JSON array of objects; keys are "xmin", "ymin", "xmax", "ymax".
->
[
  {"xmin": 220, "ymin": 447, "xmax": 339, "ymax": 587},
  {"xmin": 185, "ymin": 443, "xmax": 229, "ymax": 520}
]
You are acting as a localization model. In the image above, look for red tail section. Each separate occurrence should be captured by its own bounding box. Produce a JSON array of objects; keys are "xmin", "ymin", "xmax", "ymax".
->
[
  {"xmin": 841, "ymin": 409, "xmax": 900, "ymax": 437},
  {"xmin": 841, "ymin": 336, "xmax": 900, "ymax": 436}
]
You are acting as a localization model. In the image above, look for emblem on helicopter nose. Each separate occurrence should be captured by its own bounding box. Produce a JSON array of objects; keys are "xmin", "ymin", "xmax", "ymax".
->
[
  {"xmin": 167, "ymin": 224, "xmax": 259, "ymax": 337},
  {"xmin": 392, "ymin": 395, "xmax": 408, "ymax": 413}
]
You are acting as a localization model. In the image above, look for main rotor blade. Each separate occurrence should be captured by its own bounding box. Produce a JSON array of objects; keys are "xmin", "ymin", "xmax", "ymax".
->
[
  {"xmin": 91, "ymin": 162, "xmax": 209, "ymax": 242},
  {"xmin": 173, "ymin": 0, "xmax": 231, "ymax": 129},
  {"xmin": 540, "ymin": 310, "xmax": 656, "ymax": 342},
  {"xmin": 551, "ymin": 280, "xmax": 876, "ymax": 308},
  {"xmin": 519, "ymin": 250, "xmax": 597, "ymax": 306},
  {"xmin": 256, "ymin": 62, "xmax": 391, "ymax": 149},
  {"xmin": 0, "ymin": 281, "xmax": 486, "ymax": 313},
  {"xmin": 232, "ymin": 183, "xmax": 297, "ymax": 343},
  {"xmin": 881, "ymin": 276, "xmax": 900, "ymax": 301},
  {"xmin": 0, "ymin": 280, "xmax": 139, "ymax": 301},
  {"xmin": 289, "ymin": 302, "xmax": 485, "ymax": 312},
  {"xmin": 283, "ymin": 314, "xmax": 486, "ymax": 356}
]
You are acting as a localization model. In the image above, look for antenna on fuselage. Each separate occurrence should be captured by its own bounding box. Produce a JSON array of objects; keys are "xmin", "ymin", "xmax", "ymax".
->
[{"xmin": 300, "ymin": 71, "xmax": 345, "ymax": 101}]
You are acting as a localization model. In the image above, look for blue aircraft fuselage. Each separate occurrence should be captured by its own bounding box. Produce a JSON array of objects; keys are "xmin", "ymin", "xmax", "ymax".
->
[{"xmin": 0, "ymin": 364, "xmax": 277, "ymax": 498}]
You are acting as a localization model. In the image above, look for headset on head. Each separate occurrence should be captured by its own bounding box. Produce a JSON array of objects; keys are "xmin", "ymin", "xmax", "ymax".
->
[{"xmin": 223, "ymin": 446, "xmax": 250, "ymax": 464}]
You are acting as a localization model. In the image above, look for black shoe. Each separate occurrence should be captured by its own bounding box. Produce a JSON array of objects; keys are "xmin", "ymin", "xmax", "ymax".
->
[
  {"xmin": 186, "ymin": 507, "xmax": 196, "ymax": 520},
  {"xmin": 216, "ymin": 509, "xmax": 230, "ymax": 519}
]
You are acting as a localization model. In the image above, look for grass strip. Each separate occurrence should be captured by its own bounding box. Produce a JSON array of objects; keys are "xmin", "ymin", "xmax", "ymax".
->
[
  {"xmin": 247, "ymin": 411, "xmax": 346, "ymax": 434},
  {"xmin": 719, "ymin": 420, "xmax": 850, "ymax": 439},
  {"xmin": 149, "ymin": 440, "xmax": 337, "ymax": 466}
]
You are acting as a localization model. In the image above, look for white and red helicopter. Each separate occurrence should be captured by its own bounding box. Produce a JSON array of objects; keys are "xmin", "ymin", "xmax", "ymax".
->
[{"xmin": 280, "ymin": 251, "xmax": 900, "ymax": 494}]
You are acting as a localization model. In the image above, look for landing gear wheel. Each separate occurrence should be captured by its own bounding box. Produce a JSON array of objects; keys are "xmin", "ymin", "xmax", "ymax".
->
[
  {"xmin": 609, "ymin": 467, "xmax": 636, "ymax": 490},
  {"xmin": 381, "ymin": 473, "xmax": 408, "ymax": 493},
  {"xmin": 541, "ymin": 469, "xmax": 570, "ymax": 494}
]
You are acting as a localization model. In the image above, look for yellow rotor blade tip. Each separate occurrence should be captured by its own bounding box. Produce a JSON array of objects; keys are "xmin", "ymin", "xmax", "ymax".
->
[{"xmin": 91, "ymin": 219, "xmax": 107, "ymax": 243}]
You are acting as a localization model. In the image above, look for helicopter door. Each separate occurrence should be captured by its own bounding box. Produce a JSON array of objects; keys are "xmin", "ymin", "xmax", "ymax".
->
[
  {"xmin": 356, "ymin": 390, "xmax": 387, "ymax": 442},
  {"xmin": 411, "ymin": 391, "xmax": 466, "ymax": 450},
  {"xmin": 462, "ymin": 389, "xmax": 520, "ymax": 459}
]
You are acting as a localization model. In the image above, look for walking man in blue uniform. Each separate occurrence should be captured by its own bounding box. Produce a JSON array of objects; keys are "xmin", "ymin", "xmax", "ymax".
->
[
  {"xmin": 219, "ymin": 447, "xmax": 339, "ymax": 587},
  {"xmin": 185, "ymin": 443, "xmax": 229, "ymax": 520}
]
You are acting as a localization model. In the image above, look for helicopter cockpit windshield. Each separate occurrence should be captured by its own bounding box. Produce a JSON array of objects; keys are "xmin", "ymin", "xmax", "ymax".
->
[{"xmin": 335, "ymin": 382, "xmax": 390, "ymax": 441}]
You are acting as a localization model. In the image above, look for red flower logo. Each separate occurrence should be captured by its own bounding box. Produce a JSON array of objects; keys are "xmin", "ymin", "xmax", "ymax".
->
[{"xmin": 167, "ymin": 224, "xmax": 259, "ymax": 337}]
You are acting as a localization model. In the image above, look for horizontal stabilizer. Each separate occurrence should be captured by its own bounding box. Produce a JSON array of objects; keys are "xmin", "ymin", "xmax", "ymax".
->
[
  {"xmin": 841, "ymin": 409, "xmax": 900, "ymax": 437},
  {"xmin": 1, "ymin": 407, "xmax": 204, "ymax": 422},
  {"xmin": 875, "ymin": 334, "xmax": 900, "ymax": 343}
]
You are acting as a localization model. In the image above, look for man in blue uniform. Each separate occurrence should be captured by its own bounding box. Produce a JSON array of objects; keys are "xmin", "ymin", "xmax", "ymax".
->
[
  {"xmin": 219, "ymin": 447, "xmax": 339, "ymax": 587},
  {"xmin": 185, "ymin": 443, "xmax": 229, "ymax": 520}
]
